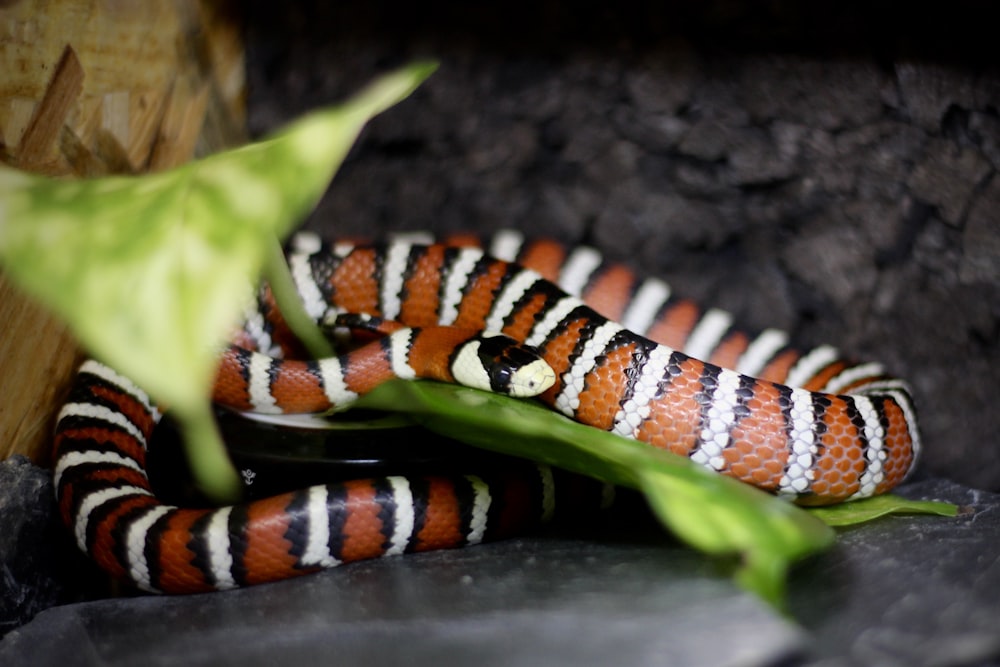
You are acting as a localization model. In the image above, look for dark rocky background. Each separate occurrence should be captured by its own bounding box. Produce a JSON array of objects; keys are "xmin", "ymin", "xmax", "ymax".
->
[{"xmin": 245, "ymin": 0, "xmax": 1000, "ymax": 492}]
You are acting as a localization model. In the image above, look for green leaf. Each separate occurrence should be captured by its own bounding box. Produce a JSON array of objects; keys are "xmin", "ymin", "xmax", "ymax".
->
[
  {"xmin": 355, "ymin": 379, "xmax": 835, "ymax": 607},
  {"xmin": 0, "ymin": 61, "xmax": 438, "ymax": 501},
  {"xmin": 806, "ymin": 494, "xmax": 959, "ymax": 526}
]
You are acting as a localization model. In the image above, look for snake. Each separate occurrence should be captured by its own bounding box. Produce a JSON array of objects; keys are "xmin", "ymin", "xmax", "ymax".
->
[{"xmin": 53, "ymin": 229, "xmax": 920, "ymax": 594}]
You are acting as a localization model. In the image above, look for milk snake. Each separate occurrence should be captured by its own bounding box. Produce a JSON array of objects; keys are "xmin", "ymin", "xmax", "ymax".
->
[{"xmin": 53, "ymin": 229, "xmax": 920, "ymax": 594}]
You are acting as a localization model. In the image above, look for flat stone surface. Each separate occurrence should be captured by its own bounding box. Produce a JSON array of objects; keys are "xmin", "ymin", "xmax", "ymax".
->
[
  {"xmin": 790, "ymin": 479, "xmax": 1000, "ymax": 666},
  {"xmin": 0, "ymin": 456, "xmax": 97, "ymax": 636},
  {"xmin": 2, "ymin": 475, "xmax": 998, "ymax": 667}
]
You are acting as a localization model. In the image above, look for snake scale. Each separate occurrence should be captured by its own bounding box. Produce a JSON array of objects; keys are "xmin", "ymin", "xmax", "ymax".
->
[{"xmin": 53, "ymin": 229, "xmax": 920, "ymax": 594}]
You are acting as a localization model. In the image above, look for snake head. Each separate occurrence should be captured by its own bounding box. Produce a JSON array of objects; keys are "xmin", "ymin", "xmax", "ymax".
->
[{"xmin": 451, "ymin": 333, "xmax": 555, "ymax": 398}]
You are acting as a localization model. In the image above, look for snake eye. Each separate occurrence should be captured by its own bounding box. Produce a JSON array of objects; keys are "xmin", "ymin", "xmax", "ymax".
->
[
  {"xmin": 488, "ymin": 363, "xmax": 514, "ymax": 393},
  {"xmin": 476, "ymin": 335, "xmax": 516, "ymax": 391}
]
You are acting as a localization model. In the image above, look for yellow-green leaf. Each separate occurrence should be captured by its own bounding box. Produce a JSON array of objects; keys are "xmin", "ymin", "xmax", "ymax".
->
[
  {"xmin": 0, "ymin": 61, "xmax": 438, "ymax": 500},
  {"xmin": 806, "ymin": 493, "xmax": 959, "ymax": 526}
]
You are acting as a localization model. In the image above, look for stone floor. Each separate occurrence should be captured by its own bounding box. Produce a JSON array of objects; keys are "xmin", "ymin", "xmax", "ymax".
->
[{"xmin": 2, "ymin": 461, "xmax": 998, "ymax": 667}]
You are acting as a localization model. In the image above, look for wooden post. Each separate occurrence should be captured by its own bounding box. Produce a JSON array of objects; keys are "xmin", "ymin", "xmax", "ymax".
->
[{"xmin": 0, "ymin": 0, "xmax": 246, "ymax": 465}]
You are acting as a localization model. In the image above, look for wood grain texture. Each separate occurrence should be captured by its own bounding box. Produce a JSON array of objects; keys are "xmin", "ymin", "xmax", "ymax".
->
[
  {"xmin": 0, "ymin": 275, "xmax": 81, "ymax": 464},
  {"xmin": 0, "ymin": 0, "xmax": 246, "ymax": 463}
]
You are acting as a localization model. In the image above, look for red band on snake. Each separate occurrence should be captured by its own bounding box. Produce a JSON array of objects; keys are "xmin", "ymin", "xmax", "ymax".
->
[{"xmin": 53, "ymin": 231, "xmax": 920, "ymax": 593}]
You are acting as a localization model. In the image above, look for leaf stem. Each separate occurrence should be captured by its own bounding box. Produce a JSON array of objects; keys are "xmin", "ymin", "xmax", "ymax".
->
[
  {"xmin": 176, "ymin": 400, "xmax": 244, "ymax": 504},
  {"xmin": 263, "ymin": 234, "xmax": 334, "ymax": 359}
]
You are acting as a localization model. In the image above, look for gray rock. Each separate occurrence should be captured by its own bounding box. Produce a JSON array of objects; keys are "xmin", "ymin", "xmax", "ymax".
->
[
  {"xmin": 895, "ymin": 63, "xmax": 978, "ymax": 133},
  {"xmin": 969, "ymin": 111, "xmax": 1000, "ymax": 171},
  {"xmin": 961, "ymin": 175, "xmax": 1000, "ymax": 285},
  {"xmin": 624, "ymin": 48, "xmax": 700, "ymax": 116},
  {"xmin": 791, "ymin": 479, "xmax": 1000, "ymax": 667},
  {"xmin": 0, "ymin": 456, "xmax": 80, "ymax": 637},
  {"xmin": 739, "ymin": 57, "xmax": 887, "ymax": 131},
  {"xmin": 906, "ymin": 139, "xmax": 993, "ymax": 227}
]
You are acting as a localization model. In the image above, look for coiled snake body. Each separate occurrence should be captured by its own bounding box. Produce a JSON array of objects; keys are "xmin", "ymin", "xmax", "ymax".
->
[{"xmin": 53, "ymin": 230, "xmax": 920, "ymax": 594}]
